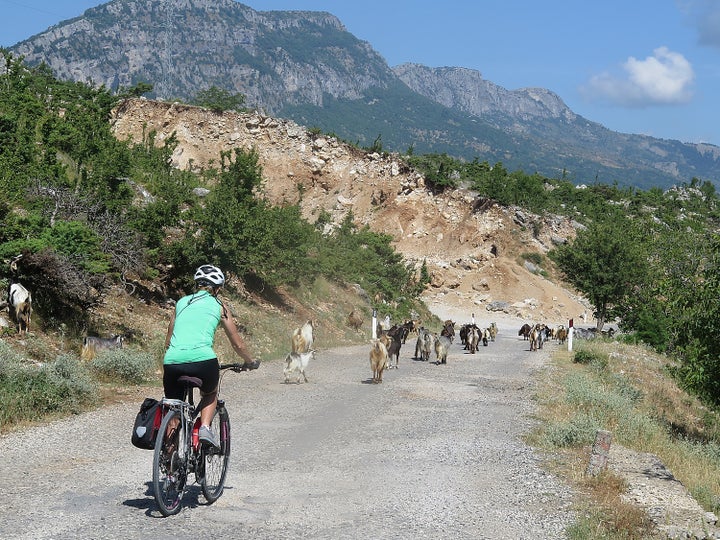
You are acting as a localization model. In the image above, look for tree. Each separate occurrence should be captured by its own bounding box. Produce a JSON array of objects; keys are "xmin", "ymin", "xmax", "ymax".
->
[
  {"xmin": 191, "ymin": 86, "xmax": 245, "ymax": 113},
  {"xmin": 197, "ymin": 148, "xmax": 317, "ymax": 287},
  {"xmin": 550, "ymin": 214, "xmax": 647, "ymax": 330}
]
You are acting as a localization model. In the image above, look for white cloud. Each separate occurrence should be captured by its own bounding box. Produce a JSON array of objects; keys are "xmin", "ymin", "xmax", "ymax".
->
[{"xmin": 581, "ymin": 47, "xmax": 695, "ymax": 106}]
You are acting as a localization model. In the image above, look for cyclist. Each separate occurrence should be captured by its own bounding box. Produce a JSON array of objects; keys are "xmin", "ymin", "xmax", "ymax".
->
[{"xmin": 163, "ymin": 264, "xmax": 259, "ymax": 448}]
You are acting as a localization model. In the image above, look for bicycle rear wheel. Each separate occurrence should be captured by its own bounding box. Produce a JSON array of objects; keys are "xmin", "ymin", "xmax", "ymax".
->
[
  {"xmin": 200, "ymin": 404, "xmax": 231, "ymax": 503},
  {"xmin": 152, "ymin": 409, "xmax": 186, "ymax": 516}
]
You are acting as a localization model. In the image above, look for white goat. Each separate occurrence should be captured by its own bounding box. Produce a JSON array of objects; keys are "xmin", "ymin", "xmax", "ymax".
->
[
  {"xmin": 291, "ymin": 319, "xmax": 314, "ymax": 354},
  {"xmin": 435, "ymin": 335, "xmax": 451, "ymax": 364},
  {"xmin": 283, "ymin": 350, "xmax": 315, "ymax": 384},
  {"xmin": 8, "ymin": 282, "xmax": 32, "ymax": 336}
]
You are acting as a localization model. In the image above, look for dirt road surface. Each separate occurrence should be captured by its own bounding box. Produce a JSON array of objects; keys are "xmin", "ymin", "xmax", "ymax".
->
[{"xmin": 0, "ymin": 321, "xmax": 574, "ymax": 539}]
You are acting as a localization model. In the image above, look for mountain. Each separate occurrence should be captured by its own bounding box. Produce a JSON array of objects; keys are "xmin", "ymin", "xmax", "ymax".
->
[{"xmin": 9, "ymin": 0, "xmax": 720, "ymax": 189}]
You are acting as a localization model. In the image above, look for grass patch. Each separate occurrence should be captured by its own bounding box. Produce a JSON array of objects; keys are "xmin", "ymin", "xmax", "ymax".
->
[
  {"xmin": 566, "ymin": 468, "xmax": 654, "ymax": 540},
  {"xmin": 0, "ymin": 342, "xmax": 97, "ymax": 431},
  {"xmin": 90, "ymin": 347, "xmax": 156, "ymax": 384},
  {"xmin": 531, "ymin": 339, "xmax": 720, "ymax": 535}
]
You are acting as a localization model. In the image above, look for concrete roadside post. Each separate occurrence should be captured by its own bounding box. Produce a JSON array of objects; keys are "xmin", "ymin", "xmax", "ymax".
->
[
  {"xmin": 568, "ymin": 318, "xmax": 574, "ymax": 352},
  {"xmin": 371, "ymin": 309, "xmax": 377, "ymax": 339},
  {"xmin": 586, "ymin": 429, "xmax": 613, "ymax": 476}
]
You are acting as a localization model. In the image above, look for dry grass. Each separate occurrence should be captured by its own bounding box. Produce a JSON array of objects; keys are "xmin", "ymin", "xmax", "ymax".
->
[{"xmin": 530, "ymin": 337, "xmax": 720, "ymax": 537}]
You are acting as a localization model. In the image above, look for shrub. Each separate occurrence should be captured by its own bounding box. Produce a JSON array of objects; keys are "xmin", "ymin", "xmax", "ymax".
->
[
  {"xmin": 0, "ymin": 345, "xmax": 96, "ymax": 428},
  {"xmin": 573, "ymin": 349, "xmax": 606, "ymax": 368},
  {"xmin": 90, "ymin": 348, "xmax": 156, "ymax": 384},
  {"xmin": 542, "ymin": 412, "xmax": 600, "ymax": 447}
]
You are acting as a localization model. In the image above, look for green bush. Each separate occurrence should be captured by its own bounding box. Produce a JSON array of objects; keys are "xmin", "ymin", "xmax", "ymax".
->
[
  {"xmin": 0, "ymin": 345, "xmax": 96, "ymax": 428},
  {"xmin": 573, "ymin": 349, "xmax": 606, "ymax": 368},
  {"xmin": 543, "ymin": 412, "xmax": 600, "ymax": 447},
  {"xmin": 90, "ymin": 348, "xmax": 156, "ymax": 384}
]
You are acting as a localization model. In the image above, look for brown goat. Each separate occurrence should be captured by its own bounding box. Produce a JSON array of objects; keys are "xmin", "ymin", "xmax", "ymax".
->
[
  {"xmin": 347, "ymin": 310, "xmax": 364, "ymax": 332},
  {"xmin": 369, "ymin": 339, "xmax": 389, "ymax": 383}
]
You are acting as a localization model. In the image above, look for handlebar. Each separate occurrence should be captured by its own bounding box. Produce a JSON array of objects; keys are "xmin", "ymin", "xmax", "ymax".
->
[{"xmin": 219, "ymin": 360, "xmax": 261, "ymax": 372}]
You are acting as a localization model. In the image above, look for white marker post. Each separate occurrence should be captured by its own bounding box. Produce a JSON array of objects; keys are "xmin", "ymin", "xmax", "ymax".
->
[
  {"xmin": 568, "ymin": 318, "xmax": 574, "ymax": 352},
  {"xmin": 371, "ymin": 309, "xmax": 377, "ymax": 339}
]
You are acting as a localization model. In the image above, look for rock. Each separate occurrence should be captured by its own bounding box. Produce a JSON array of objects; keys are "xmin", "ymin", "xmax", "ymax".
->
[{"xmin": 486, "ymin": 301, "xmax": 509, "ymax": 312}]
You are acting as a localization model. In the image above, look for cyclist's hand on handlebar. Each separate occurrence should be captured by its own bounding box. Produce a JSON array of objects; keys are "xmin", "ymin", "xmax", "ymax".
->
[{"xmin": 238, "ymin": 360, "xmax": 260, "ymax": 371}]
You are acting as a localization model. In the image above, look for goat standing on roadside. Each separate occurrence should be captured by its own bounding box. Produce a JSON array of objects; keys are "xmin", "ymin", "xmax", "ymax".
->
[
  {"xmin": 291, "ymin": 319, "xmax": 314, "ymax": 354},
  {"xmin": 369, "ymin": 339, "xmax": 389, "ymax": 383},
  {"xmin": 283, "ymin": 349, "xmax": 315, "ymax": 383},
  {"xmin": 435, "ymin": 335, "xmax": 451, "ymax": 364},
  {"xmin": 414, "ymin": 327, "xmax": 435, "ymax": 361}
]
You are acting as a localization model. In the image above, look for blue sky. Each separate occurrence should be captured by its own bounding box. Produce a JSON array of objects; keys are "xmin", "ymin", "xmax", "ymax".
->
[{"xmin": 2, "ymin": 0, "xmax": 719, "ymax": 146}]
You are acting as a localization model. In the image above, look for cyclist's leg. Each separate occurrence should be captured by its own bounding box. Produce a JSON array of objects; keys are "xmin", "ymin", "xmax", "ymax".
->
[{"xmin": 196, "ymin": 358, "xmax": 220, "ymax": 427}]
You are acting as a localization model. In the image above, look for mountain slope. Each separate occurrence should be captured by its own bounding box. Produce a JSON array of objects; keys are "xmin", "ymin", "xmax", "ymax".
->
[
  {"xmin": 110, "ymin": 98, "xmax": 591, "ymax": 325},
  {"xmin": 394, "ymin": 63, "xmax": 720, "ymax": 189},
  {"xmin": 9, "ymin": 0, "xmax": 720, "ymax": 188}
]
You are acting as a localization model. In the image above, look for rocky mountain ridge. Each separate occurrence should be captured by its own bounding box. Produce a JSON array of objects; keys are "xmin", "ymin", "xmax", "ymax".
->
[
  {"xmin": 10, "ymin": 0, "xmax": 720, "ymax": 189},
  {"xmin": 9, "ymin": 0, "xmax": 720, "ymax": 190},
  {"xmin": 111, "ymin": 98, "xmax": 591, "ymax": 325}
]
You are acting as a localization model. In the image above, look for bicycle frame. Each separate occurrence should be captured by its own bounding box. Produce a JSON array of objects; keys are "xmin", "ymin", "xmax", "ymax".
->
[{"xmin": 152, "ymin": 362, "xmax": 245, "ymax": 516}]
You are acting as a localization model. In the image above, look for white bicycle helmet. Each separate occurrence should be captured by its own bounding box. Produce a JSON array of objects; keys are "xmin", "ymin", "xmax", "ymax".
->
[{"xmin": 194, "ymin": 264, "xmax": 225, "ymax": 287}]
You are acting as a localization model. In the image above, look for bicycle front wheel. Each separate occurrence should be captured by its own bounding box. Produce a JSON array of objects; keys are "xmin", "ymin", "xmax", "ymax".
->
[
  {"xmin": 201, "ymin": 405, "xmax": 231, "ymax": 503},
  {"xmin": 152, "ymin": 408, "xmax": 186, "ymax": 516}
]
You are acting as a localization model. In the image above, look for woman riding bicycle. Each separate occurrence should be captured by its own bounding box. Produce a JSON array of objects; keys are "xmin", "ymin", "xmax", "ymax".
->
[{"xmin": 163, "ymin": 264, "xmax": 259, "ymax": 448}]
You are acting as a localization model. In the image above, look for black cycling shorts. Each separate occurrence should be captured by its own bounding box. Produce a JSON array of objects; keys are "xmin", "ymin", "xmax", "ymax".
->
[{"xmin": 163, "ymin": 358, "xmax": 220, "ymax": 400}]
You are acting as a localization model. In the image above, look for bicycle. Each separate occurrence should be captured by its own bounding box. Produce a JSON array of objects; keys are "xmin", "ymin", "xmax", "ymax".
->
[{"xmin": 152, "ymin": 361, "xmax": 257, "ymax": 516}]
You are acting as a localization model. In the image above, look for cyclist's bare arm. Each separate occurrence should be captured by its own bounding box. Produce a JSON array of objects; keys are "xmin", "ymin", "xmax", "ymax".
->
[{"xmin": 220, "ymin": 304, "xmax": 255, "ymax": 365}]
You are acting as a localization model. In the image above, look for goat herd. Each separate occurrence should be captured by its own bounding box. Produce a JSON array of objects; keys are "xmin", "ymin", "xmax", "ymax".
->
[
  {"xmin": 283, "ymin": 317, "xmax": 582, "ymax": 386},
  {"xmin": 369, "ymin": 319, "xmax": 499, "ymax": 383}
]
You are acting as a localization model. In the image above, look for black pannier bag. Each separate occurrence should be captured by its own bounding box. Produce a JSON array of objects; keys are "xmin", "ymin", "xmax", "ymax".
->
[{"xmin": 131, "ymin": 397, "xmax": 163, "ymax": 449}]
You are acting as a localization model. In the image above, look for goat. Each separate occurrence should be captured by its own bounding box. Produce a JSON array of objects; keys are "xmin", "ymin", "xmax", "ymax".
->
[
  {"xmin": 440, "ymin": 320, "xmax": 455, "ymax": 342},
  {"xmin": 369, "ymin": 339, "xmax": 389, "ymax": 383},
  {"xmin": 555, "ymin": 325, "xmax": 568, "ymax": 344},
  {"xmin": 518, "ymin": 323, "xmax": 532, "ymax": 340},
  {"xmin": 414, "ymin": 327, "xmax": 435, "ymax": 361},
  {"xmin": 291, "ymin": 319, "xmax": 314, "ymax": 354},
  {"xmin": 7, "ymin": 281, "xmax": 32, "ymax": 336},
  {"xmin": 482, "ymin": 328, "xmax": 491, "ymax": 346},
  {"xmin": 435, "ymin": 335, "xmax": 451, "ymax": 364},
  {"xmin": 459, "ymin": 323, "xmax": 473, "ymax": 349},
  {"xmin": 383, "ymin": 325, "xmax": 406, "ymax": 369},
  {"xmin": 488, "ymin": 322, "xmax": 498, "ymax": 342},
  {"xmin": 283, "ymin": 350, "xmax": 315, "ymax": 384},
  {"xmin": 400, "ymin": 319, "xmax": 418, "ymax": 343},
  {"xmin": 468, "ymin": 326, "xmax": 480, "ymax": 353},
  {"xmin": 529, "ymin": 324, "xmax": 546, "ymax": 352},
  {"xmin": 347, "ymin": 310, "xmax": 364, "ymax": 332},
  {"xmin": 80, "ymin": 334, "xmax": 124, "ymax": 362}
]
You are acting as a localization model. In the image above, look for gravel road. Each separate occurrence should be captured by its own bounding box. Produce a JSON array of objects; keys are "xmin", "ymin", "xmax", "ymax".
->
[{"xmin": 0, "ymin": 321, "xmax": 575, "ymax": 539}]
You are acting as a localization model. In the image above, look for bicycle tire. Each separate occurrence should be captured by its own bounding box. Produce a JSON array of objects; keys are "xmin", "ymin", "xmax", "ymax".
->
[
  {"xmin": 152, "ymin": 408, "xmax": 186, "ymax": 516},
  {"xmin": 200, "ymin": 405, "xmax": 231, "ymax": 503}
]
